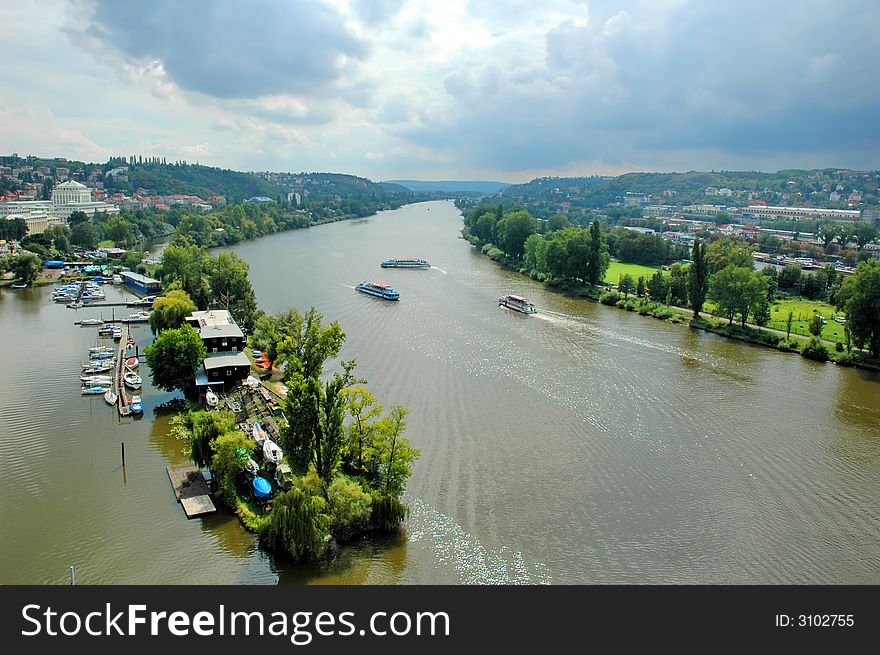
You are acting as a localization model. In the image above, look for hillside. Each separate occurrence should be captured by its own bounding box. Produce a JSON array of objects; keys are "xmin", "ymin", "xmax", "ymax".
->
[{"xmin": 385, "ymin": 179, "xmax": 510, "ymax": 195}]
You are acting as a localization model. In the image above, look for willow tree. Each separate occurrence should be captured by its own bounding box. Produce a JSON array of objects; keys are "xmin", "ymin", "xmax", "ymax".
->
[
  {"xmin": 259, "ymin": 486, "xmax": 330, "ymax": 560},
  {"xmin": 149, "ymin": 289, "xmax": 197, "ymax": 333}
]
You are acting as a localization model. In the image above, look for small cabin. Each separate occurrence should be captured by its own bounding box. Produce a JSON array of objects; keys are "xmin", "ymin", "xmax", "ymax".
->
[{"xmin": 200, "ymin": 352, "xmax": 251, "ymax": 388}]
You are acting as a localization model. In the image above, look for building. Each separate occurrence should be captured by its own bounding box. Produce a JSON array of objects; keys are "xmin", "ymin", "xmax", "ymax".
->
[
  {"xmin": 861, "ymin": 208, "xmax": 880, "ymax": 226},
  {"xmin": 196, "ymin": 352, "xmax": 251, "ymax": 390},
  {"xmin": 185, "ymin": 309, "xmax": 246, "ymax": 352},
  {"xmin": 741, "ymin": 205, "xmax": 860, "ymax": 223},
  {"xmin": 51, "ymin": 180, "xmax": 91, "ymax": 204},
  {"xmin": 119, "ymin": 271, "xmax": 162, "ymax": 295}
]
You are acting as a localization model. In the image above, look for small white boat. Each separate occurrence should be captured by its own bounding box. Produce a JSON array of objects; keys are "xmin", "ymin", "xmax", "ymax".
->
[
  {"xmin": 246, "ymin": 375, "xmax": 260, "ymax": 391},
  {"xmin": 104, "ymin": 389, "xmax": 117, "ymax": 405},
  {"xmin": 123, "ymin": 372, "xmax": 142, "ymax": 389},
  {"xmin": 252, "ymin": 422, "xmax": 268, "ymax": 445},
  {"xmin": 81, "ymin": 374, "xmax": 113, "ymax": 384},
  {"xmin": 79, "ymin": 318, "xmax": 104, "ymax": 326},
  {"xmin": 82, "ymin": 360, "xmax": 114, "ymax": 372},
  {"xmin": 244, "ymin": 457, "xmax": 259, "ymax": 476},
  {"xmin": 263, "ymin": 439, "xmax": 283, "ymax": 466},
  {"xmin": 129, "ymin": 396, "xmax": 143, "ymax": 414},
  {"xmin": 121, "ymin": 311, "xmax": 150, "ymax": 323},
  {"xmin": 82, "ymin": 385, "xmax": 109, "ymax": 395},
  {"xmin": 206, "ymin": 389, "xmax": 219, "ymax": 407}
]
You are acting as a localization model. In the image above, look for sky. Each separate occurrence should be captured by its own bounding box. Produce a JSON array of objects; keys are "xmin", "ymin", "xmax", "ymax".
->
[{"xmin": 1, "ymin": 0, "xmax": 879, "ymax": 183}]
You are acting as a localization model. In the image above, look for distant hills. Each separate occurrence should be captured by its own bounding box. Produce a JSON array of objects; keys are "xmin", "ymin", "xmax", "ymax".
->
[{"xmin": 385, "ymin": 179, "xmax": 510, "ymax": 195}]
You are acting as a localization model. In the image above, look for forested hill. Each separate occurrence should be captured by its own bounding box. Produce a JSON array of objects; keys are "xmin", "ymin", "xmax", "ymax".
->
[
  {"xmin": 498, "ymin": 168, "xmax": 880, "ymax": 215},
  {"xmin": 105, "ymin": 162, "xmax": 285, "ymax": 202},
  {"xmin": 386, "ymin": 179, "xmax": 511, "ymax": 195}
]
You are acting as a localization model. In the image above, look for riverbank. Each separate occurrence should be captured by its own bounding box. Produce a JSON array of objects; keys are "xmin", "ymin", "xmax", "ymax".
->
[{"xmin": 477, "ymin": 244, "xmax": 880, "ymax": 374}]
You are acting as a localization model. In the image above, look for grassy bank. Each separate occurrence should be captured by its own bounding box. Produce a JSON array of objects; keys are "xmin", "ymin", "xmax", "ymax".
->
[
  {"xmin": 473, "ymin": 243, "xmax": 880, "ymax": 374},
  {"xmin": 604, "ymin": 260, "xmax": 663, "ymax": 285}
]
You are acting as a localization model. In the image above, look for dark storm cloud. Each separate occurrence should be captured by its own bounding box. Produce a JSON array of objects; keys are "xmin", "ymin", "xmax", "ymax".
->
[{"xmin": 83, "ymin": 0, "xmax": 367, "ymax": 99}]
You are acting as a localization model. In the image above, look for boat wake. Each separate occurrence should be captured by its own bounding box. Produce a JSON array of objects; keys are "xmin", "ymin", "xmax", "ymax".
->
[
  {"xmin": 405, "ymin": 496, "xmax": 551, "ymax": 584},
  {"xmin": 336, "ymin": 282, "xmax": 357, "ymax": 290},
  {"xmin": 430, "ymin": 266, "xmax": 448, "ymax": 275}
]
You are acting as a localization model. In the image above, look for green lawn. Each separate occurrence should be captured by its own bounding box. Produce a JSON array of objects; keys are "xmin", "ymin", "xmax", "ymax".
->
[
  {"xmin": 704, "ymin": 297, "xmax": 846, "ymax": 343},
  {"xmin": 767, "ymin": 298, "xmax": 846, "ymax": 343},
  {"xmin": 605, "ymin": 260, "xmax": 662, "ymax": 285}
]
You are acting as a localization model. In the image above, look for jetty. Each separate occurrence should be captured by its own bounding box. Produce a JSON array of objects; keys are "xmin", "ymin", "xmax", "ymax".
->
[
  {"xmin": 115, "ymin": 324, "xmax": 131, "ymax": 416},
  {"xmin": 166, "ymin": 464, "xmax": 216, "ymax": 518}
]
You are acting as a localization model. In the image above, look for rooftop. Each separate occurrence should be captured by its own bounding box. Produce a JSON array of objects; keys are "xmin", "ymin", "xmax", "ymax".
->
[{"xmin": 203, "ymin": 352, "xmax": 251, "ymax": 370}]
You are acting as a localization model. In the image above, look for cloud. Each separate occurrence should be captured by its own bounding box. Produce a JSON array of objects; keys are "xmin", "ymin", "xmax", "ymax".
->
[{"xmin": 78, "ymin": 0, "xmax": 368, "ymax": 100}]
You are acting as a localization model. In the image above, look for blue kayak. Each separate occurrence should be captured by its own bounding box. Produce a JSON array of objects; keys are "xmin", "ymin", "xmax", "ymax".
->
[{"xmin": 252, "ymin": 477, "xmax": 272, "ymax": 498}]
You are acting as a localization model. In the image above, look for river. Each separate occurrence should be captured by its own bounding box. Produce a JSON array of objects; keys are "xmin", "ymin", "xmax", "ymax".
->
[{"xmin": 1, "ymin": 199, "xmax": 879, "ymax": 584}]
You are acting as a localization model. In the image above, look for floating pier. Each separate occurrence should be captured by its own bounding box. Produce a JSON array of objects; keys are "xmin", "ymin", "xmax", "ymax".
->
[{"xmin": 166, "ymin": 464, "xmax": 216, "ymax": 518}]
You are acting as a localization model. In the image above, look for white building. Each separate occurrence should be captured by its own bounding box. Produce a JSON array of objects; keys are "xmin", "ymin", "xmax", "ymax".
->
[
  {"xmin": 51, "ymin": 180, "xmax": 92, "ymax": 205},
  {"xmin": 0, "ymin": 180, "xmax": 119, "ymax": 233}
]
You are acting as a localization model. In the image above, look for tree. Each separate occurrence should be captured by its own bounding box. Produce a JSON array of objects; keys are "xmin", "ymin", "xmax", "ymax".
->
[
  {"xmin": 149, "ymin": 289, "xmax": 197, "ymax": 333},
  {"xmin": 67, "ymin": 210, "xmax": 89, "ymax": 227},
  {"xmin": 710, "ymin": 265, "xmax": 769, "ymax": 327},
  {"xmin": 210, "ymin": 431, "xmax": 255, "ymax": 502},
  {"xmin": 817, "ymin": 223, "xmax": 839, "ymax": 250},
  {"xmin": 207, "ymin": 252, "xmax": 258, "ymax": 332},
  {"xmin": 777, "ymin": 264, "xmax": 802, "ymax": 290},
  {"xmin": 618, "ymin": 273, "xmax": 635, "ymax": 296},
  {"xmin": 753, "ymin": 296, "xmax": 771, "ymax": 327},
  {"xmin": 259, "ymin": 485, "xmax": 330, "ymax": 560},
  {"xmin": 190, "ymin": 411, "xmax": 237, "ymax": 469},
  {"xmin": 144, "ymin": 323, "xmax": 207, "ymax": 391},
  {"xmin": 687, "ymin": 239, "xmax": 709, "ymax": 317},
  {"xmin": 547, "ymin": 213, "xmax": 569, "ymax": 232},
  {"xmin": 11, "ymin": 251, "xmax": 41, "ymax": 285},
  {"xmin": 326, "ymin": 476, "xmax": 372, "ymax": 542},
  {"xmin": 636, "ymin": 276, "xmax": 646, "ymax": 297},
  {"xmin": 853, "ymin": 222, "xmax": 878, "ymax": 251},
  {"xmin": 706, "ymin": 238, "xmax": 754, "ymax": 274},
  {"xmin": 279, "ymin": 307, "xmax": 355, "ymax": 479},
  {"xmin": 833, "ymin": 259, "xmax": 880, "ymax": 357},
  {"xmin": 70, "ymin": 221, "xmax": 98, "ymax": 249},
  {"xmin": 371, "ymin": 406, "xmax": 420, "ymax": 496},
  {"xmin": 495, "ymin": 210, "xmax": 538, "ymax": 260},
  {"xmin": 786, "ymin": 311, "xmax": 794, "ymax": 340},
  {"xmin": 158, "ymin": 241, "xmax": 212, "ymax": 309},
  {"xmin": 0, "ymin": 217, "xmax": 27, "ymax": 241},
  {"xmin": 648, "ymin": 270, "xmax": 667, "ymax": 303},
  {"xmin": 808, "ymin": 314, "xmax": 824, "ymax": 337},
  {"xmin": 340, "ymin": 386, "xmax": 382, "ymax": 476},
  {"xmin": 587, "ymin": 220, "xmax": 608, "ymax": 285},
  {"xmin": 668, "ymin": 263, "xmax": 689, "ymax": 306}
]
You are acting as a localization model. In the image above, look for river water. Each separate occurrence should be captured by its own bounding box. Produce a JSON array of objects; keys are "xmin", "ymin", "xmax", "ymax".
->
[{"xmin": 1, "ymin": 200, "xmax": 879, "ymax": 584}]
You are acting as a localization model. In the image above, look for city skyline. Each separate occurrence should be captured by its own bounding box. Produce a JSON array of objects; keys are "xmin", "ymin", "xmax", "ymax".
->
[{"xmin": 1, "ymin": 0, "xmax": 879, "ymax": 182}]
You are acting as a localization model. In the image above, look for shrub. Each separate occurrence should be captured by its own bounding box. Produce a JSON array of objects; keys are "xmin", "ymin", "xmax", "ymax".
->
[
  {"xmin": 801, "ymin": 337, "xmax": 830, "ymax": 362},
  {"xmin": 599, "ymin": 290, "xmax": 621, "ymax": 306},
  {"xmin": 327, "ymin": 476, "xmax": 373, "ymax": 542},
  {"xmin": 776, "ymin": 338, "xmax": 800, "ymax": 352},
  {"xmin": 370, "ymin": 492, "xmax": 408, "ymax": 532}
]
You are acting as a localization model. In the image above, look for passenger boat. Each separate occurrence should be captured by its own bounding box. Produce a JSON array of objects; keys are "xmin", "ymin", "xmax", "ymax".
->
[
  {"xmin": 381, "ymin": 258, "xmax": 430, "ymax": 268},
  {"xmin": 205, "ymin": 389, "xmax": 219, "ymax": 408},
  {"xmin": 104, "ymin": 389, "xmax": 117, "ymax": 405},
  {"xmin": 123, "ymin": 372, "xmax": 142, "ymax": 389},
  {"xmin": 262, "ymin": 439, "xmax": 283, "ymax": 466},
  {"xmin": 81, "ymin": 385, "xmax": 109, "ymax": 395},
  {"xmin": 355, "ymin": 281, "xmax": 400, "ymax": 300},
  {"xmin": 498, "ymin": 293, "xmax": 537, "ymax": 314},
  {"xmin": 129, "ymin": 395, "xmax": 143, "ymax": 414},
  {"xmin": 252, "ymin": 422, "xmax": 268, "ymax": 446}
]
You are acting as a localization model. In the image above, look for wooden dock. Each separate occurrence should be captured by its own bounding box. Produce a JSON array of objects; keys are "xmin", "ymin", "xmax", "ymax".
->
[{"xmin": 166, "ymin": 464, "xmax": 216, "ymax": 518}]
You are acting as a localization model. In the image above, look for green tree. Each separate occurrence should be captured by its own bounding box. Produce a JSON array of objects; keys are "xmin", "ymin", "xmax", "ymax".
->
[
  {"xmin": 340, "ymin": 385, "xmax": 382, "ymax": 476},
  {"xmin": 251, "ymin": 308, "xmax": 301, "ymax": 367},
  {"xmin": 587, "ymin": 220, "xmax": 609, "ymax": 285},
  {"xmin": 495, "ymin": 210, "xmax": 538, "ymax": 260},
  {"xmin": 710, "ymin": 265, "xmax": 769, "ymax": 327},
  {"xmin": 547, "ymin": 213, "xmax": 569, "ymax": 232},
  {"xmin": 279, "ymin": 307, "xmax": 356, "ymax": 479},
  {"xmin": 753, "ymin": 296, "xmax": 771, "ymax": 327},
  {"xmin": 808, "ymin": 314, "xmax": 824, "ymax": 337},
  {"xmin": 371, "ymin": 406, "xmax": 420, "ymax": 496},
  {"xmin": 326, "ymin": 476, "xmax": 372, "ymax": 542},
  {"xmin": 190, "ymin": 411, "xmax": 237, "ymax": 469},
  {"xmin": 70, "ymin": 221, "xmax": 98, "ymax": 249},
  {"xmin": 144, "ymin": 323, "xmax": 207, "ymax": 391},
  {"xmin": 158, "ymin": 241, "xmax": 212, "ymax": 308},
  {"xmin": 636, "ymin": 276, "xmax": 646, "ymax": 297},
  {"xmin": 149, "ymin": 289, "xmax": 197, "ymax": 333},
  {"xmin": 618, "ymin": 273, "xmax": 635, "ymax": 296},
  {"xmin": 687, "ymin": 239, "xmax": 709, "ymax": 317},
  {"xmin": 207, "ymin": 252, "xmax": 258, "ymax": 332},
  {"xmin": 11, "ymin": 251, "xmax": 41, "ymax": 284},
  {"xmin": 817, "ymin": 223, "xmax": 839, "ymax": 250},
  {"xmin": 853, "ymin": 223, "xmax": 878, "ymax": 251},
  {"xmin": 706, "ymin": 238, "xmax": 754, "ymax": 274},
  {"xmin": 67, "ymin": 210, "xmax": 89, "ymax": 227},
  {"xmin": 668, "ymin": 263, "xmax": 689, "ymax": 306},
  {"xmin": 833, "ymin": 259, "xmax": 880, "ymax": 357},
  {"xmin": 648, "ymin": 270, "xmax": 668, "ymax": 302},
  {"xmin": 259, "ymin": 485, "xmax": 330, "ymax": 560},
  {"xmin": 210, "ymin": 431, "xmax": 255, "ymax": 502},
  {"xmin": 786, "ymin": 310, "xmax": 794, "ymax": 339},
  {"xmin": 0, "ymin": 217, "xmax": 27, "ymax": 241}
]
